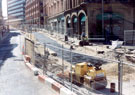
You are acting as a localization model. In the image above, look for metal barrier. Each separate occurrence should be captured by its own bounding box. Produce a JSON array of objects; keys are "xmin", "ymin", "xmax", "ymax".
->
[
  {"xmin": 33, "ymin": 37, "xmax": 135, "ymax": 95},
  {"xmin": 124, "ymin": 30, "xmax": 135, "ymax": 45},
  {"xmin": 21, "ymin": 24, "xmax": 135, "ymax": 95}
]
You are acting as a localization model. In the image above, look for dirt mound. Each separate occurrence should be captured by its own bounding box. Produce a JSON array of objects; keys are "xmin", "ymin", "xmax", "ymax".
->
[{"xmin": 103, "ymin": 63, "xmax": 135, "ymax": 80}]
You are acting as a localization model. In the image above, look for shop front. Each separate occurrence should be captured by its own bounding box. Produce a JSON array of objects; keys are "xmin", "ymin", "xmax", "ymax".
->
[{"xmin": 96, "ymin": 12, "xmax": 124, "ymax": 42}]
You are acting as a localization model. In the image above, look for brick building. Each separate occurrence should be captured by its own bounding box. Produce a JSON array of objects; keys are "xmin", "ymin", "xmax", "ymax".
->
[
  {"xmin": 43, "ymin": 0, "xmax": 65, "ymax": 31},
  {"xmin": 64, "ymin": 0, "xmax": 135, "ymax": 42},
  {"xmin": 25, "ymin": 0, "xmax": 44, "ymax": 26}
]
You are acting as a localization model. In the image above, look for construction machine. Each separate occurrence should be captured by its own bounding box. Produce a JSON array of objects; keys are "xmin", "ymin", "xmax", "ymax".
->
[{"xmin": 69, "ymin": 62, "xmax": 107, "ymax": 90}]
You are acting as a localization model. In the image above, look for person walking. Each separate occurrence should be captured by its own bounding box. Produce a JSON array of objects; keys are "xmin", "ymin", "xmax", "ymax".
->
[
  {"xmin": 105, "ymin": 25, "xmax": 111, "ymax": 44},
  {"xmin": 81, "ymin": 31, "xmax": 86, "ymax": 41}
]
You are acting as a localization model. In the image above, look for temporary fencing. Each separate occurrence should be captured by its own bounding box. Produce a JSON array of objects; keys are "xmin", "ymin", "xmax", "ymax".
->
[
  {"xmin": 21, "ymin": 24, "xmax": 135, "ymax": 95},
  {"xmin": 41, "ymin": 25, "xmax": 80, "ymax": 41},
  {"xmin": 33, "ymin": 37, "xmax": 135, "ymax": 95},
  {"xmin": 124, "ymin": 30, "xmax": 135, "ymax": 46}
]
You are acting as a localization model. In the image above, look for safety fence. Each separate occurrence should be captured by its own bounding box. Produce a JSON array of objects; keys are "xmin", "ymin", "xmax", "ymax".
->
[
  {"xmin": 21, "ymin": 24, "xmax": 135, "ymax": 95},
  {"xmin": 20, "ymin": 24, "xmax": 81, "ymax": 41},
  {"xmin": 124, "ymin": 30, "xmax": 135, "ymax": 46},
  {"xmin": 20, "ymin": 24, "xmax": 134, "ymax": 45},
  {"xmin": 42, "ymin": 25, "xmax": 80, "ymax": 40},
  {"xmin": 24, "ymin": 35, "xmax": 135, "ymax": 95}
]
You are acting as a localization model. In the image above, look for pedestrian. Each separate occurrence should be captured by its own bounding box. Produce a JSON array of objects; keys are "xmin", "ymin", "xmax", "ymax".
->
[
  {"xmin": 65, "ymin": 32, "xmax": 68, "ymax": 41},
  {"xmin": 105, "ymin": 25, "xmax": 111, "ymax": 44},
  {"xmin": 81, "ymin": 31, "xmax": 85, "ymax": 41}
]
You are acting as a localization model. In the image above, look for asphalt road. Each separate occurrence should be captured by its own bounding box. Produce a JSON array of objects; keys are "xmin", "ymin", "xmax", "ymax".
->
[
  {"xmin": 0, "ymin": 30, "xmax": 58, "ymax": 95},
  {"xmin": 34, "ymin": 32, "xmax": 106, "ymax": 64}
]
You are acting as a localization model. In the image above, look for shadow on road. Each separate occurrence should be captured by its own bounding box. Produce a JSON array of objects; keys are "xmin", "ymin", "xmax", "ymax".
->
[
  {"xmin": 0, "ymin": 30, "xmax": 20, "ymax": 69},
  {"xmin": 95, "ymin": 88, "xmax": 119, "ymax": 95}
]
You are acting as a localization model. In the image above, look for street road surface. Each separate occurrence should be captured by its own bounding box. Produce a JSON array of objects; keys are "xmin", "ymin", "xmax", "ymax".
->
[
  {"xmin": 0, "ymin": 30, "xmax": 58, "ymax": 95},
  {"xmin": 34, "ymin": 32, "xmax": 106, "ymax": 64}
]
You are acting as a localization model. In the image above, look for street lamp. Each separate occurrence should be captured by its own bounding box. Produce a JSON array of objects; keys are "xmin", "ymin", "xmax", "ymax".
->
[
  {"xmin": 102, "ymin": 0, "xmax": 104, "ymax": 38},
  {"xmin": 43, "ymin": 14, "xmax": 48, "ymax": 25},
  {"xmin": 42, "ymin": 13, "xmax": 48, "ymax": 33},
  {"xmin": 29, "ymin": 16, "xmax": 33, "ymax": 39}
]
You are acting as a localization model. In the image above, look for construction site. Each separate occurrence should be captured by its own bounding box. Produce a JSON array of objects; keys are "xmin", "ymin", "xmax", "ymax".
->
[{"xmin": 20, "ymin": 25, "xmax": 135, "ymax": 95}]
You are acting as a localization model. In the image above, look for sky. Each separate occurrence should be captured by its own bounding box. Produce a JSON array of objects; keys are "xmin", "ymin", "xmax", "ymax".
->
[{"xmin": 2, "ymin": 0, "xmax": 7, "ymax": 19}]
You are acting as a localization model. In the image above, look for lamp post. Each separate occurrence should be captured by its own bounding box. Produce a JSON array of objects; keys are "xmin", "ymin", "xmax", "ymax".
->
[
  {"xmin": 29, "ymin": 16, "xmax": 33, "ymax": 39},
  {"xmin": 42, "ymin": 13, "xmax": 48, "ymax": 34},
  {"xmin": 102, "ymin": 0, "xmax": 104, "ymax": 38}
]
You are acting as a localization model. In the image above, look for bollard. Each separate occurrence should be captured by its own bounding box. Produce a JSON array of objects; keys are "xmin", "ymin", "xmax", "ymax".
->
[
  {"xmin": 110, "ymin": 83, "xmax": 115, "ymax": 93},
  {"xmin": 65, "ymin": 35, "xmax": 68, "ymax": 41},
  {"xmin": 25, "ymin": 55, "xmax": 31, "ymax": 62}
]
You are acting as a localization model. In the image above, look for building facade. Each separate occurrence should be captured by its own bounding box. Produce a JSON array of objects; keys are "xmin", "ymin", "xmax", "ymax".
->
[
  {"xmin": 25, "ymin": 0, "xmax": 44, "ymax": 26},
  {"xmin": 42, "ymin": 0, "xmax": 135, "ymax": 43},
  {"xmin": 64, "ymin": 0, "xmax": 135, "ymax": 43},
  {"xmin": 0, "ymin": 0, "xmax": 2, "ymax": 15},
  {"xmin": 43, "ymin": 0, "xmax": 65, "ymax": 33},
  {"xmin": 0, "ymin": 0, "xmax": 3, "ymax": 25},
  {"xmin": 0, "ymin": 0, "xmax": 3, "ymax": 40},
  {"xmin": 24, "ymin": 0, "xmax": 134, "ymax": 44},
  {"xmin": 7, "ymin": 0, "xmax": 26, "ymax": 27}
]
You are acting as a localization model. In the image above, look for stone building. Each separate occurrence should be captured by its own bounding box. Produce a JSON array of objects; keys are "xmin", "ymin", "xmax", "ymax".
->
[
  {"xmin": 43, "ymin": 0, "xmax": 135, "ymax": 44},
  {"xmin": 25, "ymin": 0, "xmax": 44, "ymax": 26},
  {"xmin": 43, "ymin": 0, "xmax": 65, "ymax": 32},
  {"xmin": 64, "ymin": 0, "xmax": 135, "ymax": 42}
]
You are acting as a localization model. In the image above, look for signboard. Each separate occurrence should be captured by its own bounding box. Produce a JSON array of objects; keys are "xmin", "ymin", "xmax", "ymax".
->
[{"xmin": 97, "ymin": 13, "xmax": 123, "ymax": 20}]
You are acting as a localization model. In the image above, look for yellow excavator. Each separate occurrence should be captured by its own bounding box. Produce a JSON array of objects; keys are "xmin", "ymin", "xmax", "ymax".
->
[{"xmin": 69, "ymin": 62, "xmax": 107, "ymax": 90}]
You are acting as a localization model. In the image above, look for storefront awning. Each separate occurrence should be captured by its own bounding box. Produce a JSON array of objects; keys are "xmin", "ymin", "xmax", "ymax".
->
[
  {"xmin": 97, "ymin": 13, "xmax": 123, "ymax": 20},
  {"xmin": 61, "ymin": 17, "xmax": 64, "ymax": 21},
  {"xmin": 57, "ymin": 17, "xmax": 64, "ymax": 21},
  {"xmin": 73, "ymin": 18, "xmax": 77, "ymax": 23},
  {"xmin": 50, "ymin": 19, "xmax": 57, "ymax": 23},
  {"xmin": 81, "ymin": 16, "xmax": 86, "ymax": 22}
]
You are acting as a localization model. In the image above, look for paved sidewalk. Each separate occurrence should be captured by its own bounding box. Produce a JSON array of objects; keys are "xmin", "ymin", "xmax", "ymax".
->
[{"xmin": 0, "ymin": 30, "xmax": 58, "ymax": 95}]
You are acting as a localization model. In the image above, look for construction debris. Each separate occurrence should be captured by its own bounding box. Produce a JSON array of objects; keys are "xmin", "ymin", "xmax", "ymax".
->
[
  {"xmin": 125, "ymin": 54, "xmax": 135, "ymax": 63},
  {"xmin": 103, "ymin": 63, "xmax": 135, "ymax": 81},
  {"xmin": 97, "ymin": 51, "xmax": 105, "ymax": 54},
  {"xmin": 51, "ymin": 53, "xmax": 57, "ymax": 57}
]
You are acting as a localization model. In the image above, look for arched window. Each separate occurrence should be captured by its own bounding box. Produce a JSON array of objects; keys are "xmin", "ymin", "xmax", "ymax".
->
[{"xmin": 79, "ymin": 13, "xmax": 86, "ymax": 35}]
